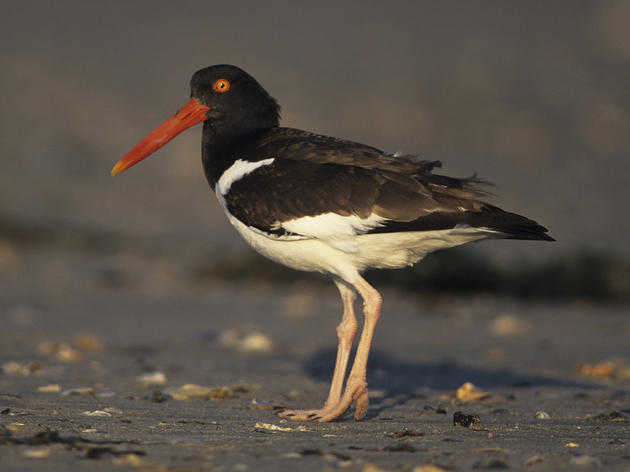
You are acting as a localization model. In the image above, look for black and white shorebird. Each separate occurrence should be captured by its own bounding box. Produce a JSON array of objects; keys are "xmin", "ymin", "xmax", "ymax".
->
[{"xmin": 112, "ymin": 64, "xmax": 553, "ymax": 422}]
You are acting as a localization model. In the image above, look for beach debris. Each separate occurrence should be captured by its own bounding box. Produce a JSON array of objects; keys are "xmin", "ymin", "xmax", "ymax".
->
[
  {"xmin": 575, "ymin": 359, "xmax": 630, "ymax": 379},
  {"xmin": 254, "ymin": 422, "xmax": 306, "ymax": 433},
  {"xmin": 37, "ymin": 384, "xmax": 61, "ymax": 393},
  {"xmin": 535, "ymin": 411, "xmax": 551, "ymax": 419},
  {"xmin": 2, "ymin": 361, "xmax": 43, "ymax": 376},
  {"xmin": 164, "ymin": 384, "xmax": 234, "ymax": 401},
  {"xmin": 61, "ymin": 387, "xmax": 94, "ymax": 396},
  {"xmin": 456, "ymin": 382, "xmax": 490, "ymax": 402},
  {"xmin": 584, "ymin": 410, "xmax": 627, "ymax": 422},
  {"xmin": 524, "ymin": 455, "xmax": 544, "ymax": 465},
  {"xmin": 137, "ymin": 371, "xmax": 167, "ymax": 386},
  {"xmin": 74, "ymin": 333, "xmax": 104, "ymax": 353},
  {"xmin": 148, "ymin": 391, "xmax": 171, "ymax": 403},
  {"xmin": 219, "ymin": 330, "xmax": 274, "ymax": 353},
  {"xmin": 411, "ymin": 466, "xmax": 447, "ymax": 472},
  {"xmin": 23, "ymin": 447, "xmax": 50, "ymax": 458},
  {"xmin": 453, "ymin": 411, "xmax": 484, "ymax": 430},
  {"xmin": 565, "ymin": 442, "xmax": 580, "ymax": 448},
  {"xmin": 112, "ymin": 453, "xmax": 147, "ymax": 467},
  {"xmin": 81, "ymin": 410, "xmax": 112, "ymax": 417},
  {"xmin": 489, "ymin": 314, "xmax": 531, "ymax": 336},
  {"xmin": 39, "ymin": 341, "xmax": 82, "ymax": 362}
]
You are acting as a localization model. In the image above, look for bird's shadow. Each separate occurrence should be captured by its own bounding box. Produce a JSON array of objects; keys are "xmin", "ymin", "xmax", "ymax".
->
[{"xmin": 302, "ymin": 348, "xmax": 597, "ymax": 419}]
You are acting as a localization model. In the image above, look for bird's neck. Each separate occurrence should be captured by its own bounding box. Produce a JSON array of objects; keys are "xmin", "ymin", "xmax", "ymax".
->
[{"xmin": 201, "ymin": 121, "xmax": 276, "ymax": 190}]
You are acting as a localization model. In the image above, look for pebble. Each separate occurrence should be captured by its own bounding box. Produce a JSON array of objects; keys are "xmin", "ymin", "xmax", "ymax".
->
[
  {"xmin": 585, "ymin": 410, "xmax": 627, "ymax": 422},
  {"xmin": 2, "ymin": 361, "xmax": 43, "ymax": 376},
  {"xmin": 61, "ymin": 387, "xmax": 94, "ymax": 396},
  {"xmin": 219, "ymin": 329, "xmax": 274, "ymax": 353},
  {"xmin": 165, "ymin": 383, "xmax": 235, "ymax": 400},
  {"xmin": 74, "ymin": 333, "xmax": 104, "ymax": 353},
  {"xmin": 412, "ymin": 466, "xmax": 447, "ymax": 472},
  {"xmin": 453, "ymin": 411, "xmax": 484, "ymax": 430},
  {"xmin": 489, "ymin": 314, "xmax": 531, "ymax": 336},
  {"xmin": 535, "ymin": 410, "xmax": 551, "ymax": 419},
  {"xmin": 81, "ymin": 410, "xmax": 112, "ymax": 417},
  {"xmin": 254, "ymin": 422, "xmax": 307, "ymax": 433},
  {"xmin": 37, "ymin": 384, "xmax": 61, "ymax": 393},
  {"xmin": 137, "ymin": 371, "xmax": 167, "ymax": 385},
  {"xmin": 23, "ymin": 448, "xmax": 50, "ymax": 458},
  {"xmin": 238, "ymin": 332, "xmax": 274, "ymax": 353},
  {"xmin": 456, "ymin": 382, "xmax": 490, "ymax": 402},
  {"xmin": 39, "ymin": 341, "xmax": 82, "ymax": 362},
  {"xmin": 524, "ymin": 455, "xmax": 544, "ymax": 465}
]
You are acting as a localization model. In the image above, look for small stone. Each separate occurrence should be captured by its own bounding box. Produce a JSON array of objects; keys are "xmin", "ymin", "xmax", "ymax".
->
[
  {"xmin": 149, "ymin": 391, "xmax": 171, "ymax": 403},
  {"xmin": 361, "ymin": 465, "xmax": 388, "ymax": 472},
  {"xmin": 535, "ymin": 411, "xmax": 551, "ymax": 419},
  {"xmin": 412, "ymin": 466, "xmax": 447, "ymax": 472},
  {"xmin": 2, "ymin": 361, "xmax": 43, "ymax": 376},
  {"xmin": 524, "ymin": 454, "xmax": 544, "ymax": 465},
  {"xmin": 112, "ymin": 454, "xmax": 146, "ymax": 467},
  {"xmin": 453, "ymin": 411, "xmax": 484, "ymax": 430},
  {"xmin": 137, "ymin": 371, "xmax": 167, "ymax": 386},
  {"xmin": 81, "ymin": 410, "xmax": 112, "ymax": 417},
  {"xmin": 456, "ymin": 382, "xmax": 490, "ymax": 402},
  {"xmin": 23, "ymin": 448, "xmax": 50, "ymax": 458},
  {"xmin": 61, "ymin": 387, "xmax": 94, "ymax": 396},
  {"xmin": 74, "ymin": 333, "xmax": 104, "ymax": 353},
  {"xmin": 585, "ymin": 410, "xmax": 627, "ymax": 422},
  {"xmin": 254, "ymin": 422, "xmax": 294, "ymax": 433},
  {"xmin": 238, "ymin": 332, "xmax": 274, "ymax": 353},
  {"xmin": 575, "ymin": 362, "xmax": 615, "ymax": 378},
  {"xmin": 37, "ymin": 384, "xmax": 61, "ymax": 393},
  {"xmin": 165, "ymin": 383, "xmax": 235, "ymax": 401},
  {"xmin": 39, "ymin": 341, "xmax": 82, "ymax": 361},
  {"xmin": 489, "ymin": 314, "xmax": 530, "ymax": 336}
]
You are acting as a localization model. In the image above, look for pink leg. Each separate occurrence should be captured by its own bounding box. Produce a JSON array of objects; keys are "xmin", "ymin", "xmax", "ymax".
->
[
  {"xmin": 279, "ymin": 274, "xmax": 382, "ymax": 422},
  {"xmin": 278, "ymin": 279, "xmax": 358, "ymax": 421},
  {"xmin": 324, "ymin": 279, "xmax": 358, "ymax": 407}
]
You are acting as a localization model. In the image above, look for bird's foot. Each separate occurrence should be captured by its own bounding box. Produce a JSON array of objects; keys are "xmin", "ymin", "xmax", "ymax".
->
[{"xmin": 278, "ymin": 377, "xmax": 368, "ymax": 422}]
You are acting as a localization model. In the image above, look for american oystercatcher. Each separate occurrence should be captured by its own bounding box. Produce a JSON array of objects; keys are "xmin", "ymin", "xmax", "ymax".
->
[{"xmin": 112, "ymin": 64, "xmax": 553, "ymax": 422}]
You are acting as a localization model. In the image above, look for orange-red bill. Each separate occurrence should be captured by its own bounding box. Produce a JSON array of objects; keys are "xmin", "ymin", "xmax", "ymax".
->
[{"xmin": 111, "ymin": 97, "xmax": 210, "ymax": 176}]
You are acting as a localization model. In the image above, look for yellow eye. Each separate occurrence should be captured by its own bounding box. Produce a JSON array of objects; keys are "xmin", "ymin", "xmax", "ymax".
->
[{"xmin": 213, "ymin": 78, "xmax": 230, "ymax": 93}]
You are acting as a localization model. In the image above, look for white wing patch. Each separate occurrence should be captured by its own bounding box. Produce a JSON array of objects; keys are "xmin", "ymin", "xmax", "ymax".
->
[
  {"xmin": 278, "ymin": 212, "xmax": 386, "ymax": 240},
  {"xmin": 216, "ymin": 158, "xmax": 275, "ymax": 197}
]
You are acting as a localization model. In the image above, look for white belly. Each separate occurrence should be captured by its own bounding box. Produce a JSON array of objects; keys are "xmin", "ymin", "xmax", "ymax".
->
[{"xmin": 225, "ymin": 212, "xmax": 491, "ymax": 283}]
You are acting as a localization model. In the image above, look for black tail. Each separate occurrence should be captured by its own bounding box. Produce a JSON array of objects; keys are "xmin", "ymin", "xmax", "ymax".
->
[{"xmin": 368, "ymin": 204, "xmax": 554, "ymax": 241}]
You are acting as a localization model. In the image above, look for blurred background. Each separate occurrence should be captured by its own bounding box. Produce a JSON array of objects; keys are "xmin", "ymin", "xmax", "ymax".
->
[{"xmin": 1, "ymin": 0, "xmax": 629, "ymax": 301}]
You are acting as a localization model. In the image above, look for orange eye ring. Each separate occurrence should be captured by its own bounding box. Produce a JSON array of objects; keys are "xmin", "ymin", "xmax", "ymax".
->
[{"xmin": 213, "ymin": 78, "xmax": 231, "ymax": 93}]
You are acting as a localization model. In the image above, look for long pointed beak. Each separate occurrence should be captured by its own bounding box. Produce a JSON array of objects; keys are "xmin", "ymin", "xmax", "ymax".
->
[{"xmin": 111, "ymin": 97, "xmax": 210, "ymax": 176}]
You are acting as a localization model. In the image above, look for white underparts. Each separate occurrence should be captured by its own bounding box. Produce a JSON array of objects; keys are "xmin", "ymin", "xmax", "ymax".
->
[{"xmin": 277, "ymin": 213, "xmax": 386, "ymax": 241}]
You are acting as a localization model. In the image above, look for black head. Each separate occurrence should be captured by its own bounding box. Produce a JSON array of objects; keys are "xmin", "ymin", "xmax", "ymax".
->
[
  {"xmin": 111, "ymin": 65, "xmax": 280, "ymax": 177},
  {"xmin": 190, "ymin": 65, "xmax": 280, "ymax": 141}
]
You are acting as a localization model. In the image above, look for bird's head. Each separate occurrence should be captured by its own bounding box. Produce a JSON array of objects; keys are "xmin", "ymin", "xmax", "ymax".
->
[{"xmin": 111, "ymin": 64, "xmax": 280, "ymax": 176}]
